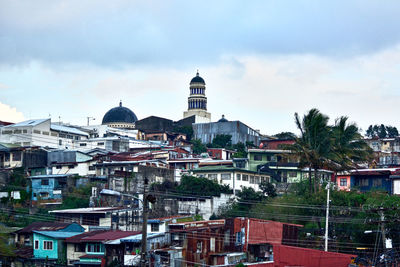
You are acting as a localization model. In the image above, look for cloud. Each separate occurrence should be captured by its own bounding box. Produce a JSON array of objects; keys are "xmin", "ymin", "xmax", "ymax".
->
[
  {"xmin": 0, "ymin": 102, "xmax": 25, "ymax": 123},
  {"xmin": 2, "ymin": 1, "xmax": 400, "ymax": 67}
]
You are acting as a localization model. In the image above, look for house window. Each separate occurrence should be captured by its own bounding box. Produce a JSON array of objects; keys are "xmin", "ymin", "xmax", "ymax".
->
[
  {"xmin": 288, "ymin": 171, "xmax": 297, "ymax": 178},
  {"xmin": 87, "ymin": 243, "xmax": 103, "ymax": 253},
  {"xmin": 242, "ymin": 175, "xmax": 249, "ymax": 181},
  {"xmin": 74, "ymin": 243, "xmax": 85, "ymax": 252},
  {"xmin": 12, "ymin": 152, "xmax": 21, "ymax": 161},
  {"xmin": 80, "ymin": 143, "xmax": 87, "ymax": 146},
  {"xmin": 59, "ymin": 140, "xmax": 62, "ymax": 145},
  {"xmin": 373, "ymin": 179, "xmax": 382, "ymax": 187},
  {"xmin": 254, "ymin": 154, "xmax": 262, "ymax": 161},
  {"xmin": 358, "ymin": 178, "xmax": 369, "ymax": 187},
  {"xmin": 340, "ymin": 178, "xmax": 347, "ymax": 186},
  {"xmin": 151, "ymin": 223, "xmax": 159, "ymax": 232},
  {"xmin": 97, "ymin": 142, "xmax": 104, "ymax": 146},
  {"xmin": 208, "ymin": 174, "xmax": 218, "ymax": 180},
  {"xmin": 250, "ymin": 176, "xmax": 255, "ymax": 184},
  {"xmin": 34, "ymin": 240, "xmax": 39, "ymax": 249},
  {"xmin": 236, "ymin": 174, "xmax": 241, "ymax": 180},
  {"xmin": 221, "ymin": 173, "xmax": 231, "ymax": 180},
  {"xmin": 43, "ymin": 241, "xmax": 53, "ymax": 250},
  {"xmin": 89, "ymin": 166, "xmax": 95, "ymax": 171},
  {"xmin": 41, "ymin": 179, "xmax": 49, "ymax": 185},
  {"xmin": 40, "ymin": 192, "xmax": 49, "ymax": 198},
  {"xmin": 56, "ymin": 165, "xmax": 62, "ymax": 169},
  {"xmin": 255, "ymin": 176, "xmax": 260, "ymax": 184}
]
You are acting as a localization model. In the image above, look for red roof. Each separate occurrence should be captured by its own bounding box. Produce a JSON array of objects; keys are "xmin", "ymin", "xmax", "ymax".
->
[{"xmin": 66, "ymin": 230, "xmax": 141, "ymax": 243}]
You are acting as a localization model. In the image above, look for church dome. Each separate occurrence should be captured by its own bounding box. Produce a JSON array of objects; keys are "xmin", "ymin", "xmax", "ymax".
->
[
  {"xmin": 190, "ymin": 71, "xmax": 205, "ymax": 84},
  {"xmin": 218, "ymin": 115, "xmax": 228, "ymax": 122},
  {"xmin": 102, "ymin": 101, "xmax": 138, "ymax": 125}
]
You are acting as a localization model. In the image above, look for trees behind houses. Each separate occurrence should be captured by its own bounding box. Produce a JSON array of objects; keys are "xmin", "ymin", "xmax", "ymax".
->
[
  {"xmin": 366, "ymin": 124, "xmax": 399, "ymax": 138},
  {"xmin": 286, "ymin": 109, "xmax": 372, "ymax": 193}
]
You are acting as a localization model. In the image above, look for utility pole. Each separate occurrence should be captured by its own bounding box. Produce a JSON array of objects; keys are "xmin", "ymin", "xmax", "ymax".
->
[
  {"xmin": 324, "ymin": 182, "xmax": 330, "ymax": 252},
  {"xmin": 379, "ymin": 209, "xmax": 388, "ymax": 267},
  {"xmin": 140, "ymin": 177, "xmax": 149, "ymax": 267}
]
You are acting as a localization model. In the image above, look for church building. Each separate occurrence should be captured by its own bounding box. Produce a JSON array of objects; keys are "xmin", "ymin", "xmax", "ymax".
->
[{"xmin": 183, "ymin": 71, "xmax": 211, "ymax": 123}]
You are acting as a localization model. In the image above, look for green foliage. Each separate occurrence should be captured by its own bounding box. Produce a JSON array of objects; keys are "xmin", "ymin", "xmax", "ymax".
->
[
  {"xmin": 176, "ymin": 175, "xmax": 232, "ymax": 197},
  {"xmin": 0, "ymin": 234, "xmax": 16, "ymax": 257},
  {"xmin": 366, "ymin": 124, "xmax": 399, "ymax": 138},
  {"xmin": 173, "ymin": 126, "xmax": 194, "ymax": 141},
  {"xmin": 273, "ymin": 132, "xmax": 296, "ymax": 140},
  {"xmin": 194, "ymin": 214, "xmax": 203, "ymax": 221},
  {"xmin": 287, "ymin": 109, "xmax": 371, "ymax": 193},
  {"xmin": 221, "ymin": 189, "xmax": 400, "ymax": 254},
  {"xmin": 191, "ymin": 139, "xmax": 207, "ymax": 154},
  {"xmin": 58, "ymin": 183, "xmax": 94, "ymax": 210},
  {"xmin": 210, "ymin": 134, "xmax": 232, "ymax": 148},
  {"xmin": 232, "ymin": 142, "xmax": 247, "ymax": 158},
  {"xmin": 259, "ymin": 181, "xmax": 277, "ymax": 198}
]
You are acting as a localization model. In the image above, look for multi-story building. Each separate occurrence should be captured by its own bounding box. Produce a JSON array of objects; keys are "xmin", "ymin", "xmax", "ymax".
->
[{"xmin": 0, "ymin": 119, "xmax": 89, "ymax": 149}]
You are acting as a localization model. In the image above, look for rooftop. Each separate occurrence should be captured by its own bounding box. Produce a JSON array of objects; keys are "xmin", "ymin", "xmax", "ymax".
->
[
  {"xmin": 15, "ymin": 221, "xmax": 78, "ymax": 234},
  {"xmin": 49, "ymin": 207, "xmax": 129, "ymax": 214},
  {"xmin": 33, "ymin": 231, "xmax": 82, "ymax": 239}
]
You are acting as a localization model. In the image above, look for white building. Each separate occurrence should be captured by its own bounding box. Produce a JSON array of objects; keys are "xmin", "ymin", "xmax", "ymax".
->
[{"xmin": 0, "ymin": 119, "xmax": 89, "ymax": 149}]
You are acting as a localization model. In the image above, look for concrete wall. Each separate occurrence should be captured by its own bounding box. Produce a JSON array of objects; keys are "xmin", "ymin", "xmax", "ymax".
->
[{"xmin": 193, "ymin": 120, "xmax": 259, "ymax": 145}]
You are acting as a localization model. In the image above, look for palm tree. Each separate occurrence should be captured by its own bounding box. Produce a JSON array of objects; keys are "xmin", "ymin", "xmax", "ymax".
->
[
  {"xmin": 288, "ymin": 108, "xmax": 331, "ymax": 193},
  {"xmin": 329, "ymin": 116, "xmax": 372, "ymax": 174}
]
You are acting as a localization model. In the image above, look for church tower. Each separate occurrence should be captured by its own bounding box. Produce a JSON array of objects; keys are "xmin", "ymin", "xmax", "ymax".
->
[{"xmin": 183, "ymin": 71, "xmax": 211, "ymax": 122}]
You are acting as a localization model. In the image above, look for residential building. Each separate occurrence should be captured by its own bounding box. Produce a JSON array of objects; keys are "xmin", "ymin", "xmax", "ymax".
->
[
  {"xmin": 336, "ymin": 174, "xmax": 351, "ymax": 191},
  {"xmin": 207, "ymin": 148, "xmax": 234, "ymax": 160},
  {"xmin": 32, "ymin": 231, "xmax": 85, "ymax": 265},
  {"xmin": 65, "ymin": 230, "xmax": 140, "ymax": 266},
  {"xmin": 0, "ymin": 119, "xmax": 89, "ymax": 149},
  {"xmin": 48, "ymin": 150, "xmax": 96, "ymax": 176},
  {"xmin": 169, "ymin": 219, "xmax": 226, "ymax": 266},
  {"xmin": 191, "ymin": 165, "xmax": 270, "ymax": 194},
  {"xmin": 29, "ymin": 174, "xmax": 73, "ymax": 205},
  {"xmin": 49, "ymin": 207, "xmax": 141, "ymax": 231},
  {"xmin": 14, "ymin": 222, "xmax": 84, "ymax": 247}
]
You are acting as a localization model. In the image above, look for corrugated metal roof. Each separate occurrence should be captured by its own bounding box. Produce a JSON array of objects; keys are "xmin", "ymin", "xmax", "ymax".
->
[
  {"xmin": 15, "ymin": 221, "xmax": 74, "ymax": 234},
  {"xmin": 49, "ymin": 207, "xmax": 128, "ymax": 214},
  {"xmin": 4, "ymin": 119, "xmax": 49, "ymax": 128},
  {"xmin": 33, "ymin": 231, "xmax": 82, "ymax": 239},
  {"xmin": 50, "ymin": 124, "xmax": 89, "ymax": 136},
  {"xmin": 29, "ymin": 174, "xmax": 72, "ymax": 179},
  {"xmin": 119, "ymin": 233, "xmax": 164, "ymax": 243}
]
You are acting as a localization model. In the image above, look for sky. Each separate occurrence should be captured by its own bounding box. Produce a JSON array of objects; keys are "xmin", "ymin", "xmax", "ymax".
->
[{"xmin": 1, "ymin": 0, "xmax": 400, "ymax": 135}]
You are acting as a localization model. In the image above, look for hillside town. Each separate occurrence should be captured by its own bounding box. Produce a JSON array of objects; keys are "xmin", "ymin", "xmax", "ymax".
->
[{"xmin": 1, "ymin": 71, "xmax": 400, "ymax": 267}]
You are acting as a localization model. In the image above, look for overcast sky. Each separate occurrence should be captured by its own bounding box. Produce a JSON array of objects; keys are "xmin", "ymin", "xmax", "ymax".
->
[{"xmin": 1, "ymin": 0, "xmax": 400, "ymax": 135}]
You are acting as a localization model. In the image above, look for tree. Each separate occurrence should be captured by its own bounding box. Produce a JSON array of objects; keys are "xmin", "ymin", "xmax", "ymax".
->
[
  {"xmin": 211, "ymin": 134, "xmax": 232, "ymax": 148},
  {"xmin": 259, "ymin": 181, "xmax": 277, "ymax": 198},
  {"xmin": 287, "ymin": 109, "xmax": 331, "ymax": 193},
  {"xmin": 365, "ymin": 124, "xmax": 399, "ymax": 138},
  {"xmin": 191, "ymin": 139, "xmax": 207, "ymax": 154},
  {"xmin": 329, "ymin": 116, "xmax": 372, "ymax": 173},
  {"xmin": 273, "ymin": 132, "xmax": 296, "ymax": 140},
  {"xmin": 232, "ymin": 142, "xmax": 247, "ymax": 158}
]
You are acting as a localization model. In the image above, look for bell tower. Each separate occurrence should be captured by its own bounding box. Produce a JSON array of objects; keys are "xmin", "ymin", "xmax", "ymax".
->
[{"xmin": 183, "ymin": 71, "xmax": 211, "ymax": 122}]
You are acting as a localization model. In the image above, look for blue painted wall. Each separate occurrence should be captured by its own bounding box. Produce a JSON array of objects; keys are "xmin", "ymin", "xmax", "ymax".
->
[
  {"xmin": 31, "ymin": 177, "xmax": 62, "ymax": 201},
  {"xmin": 350, "ymin": 175, "xmax": 392, "ymax": 194},
  {"xmin": 33, "ymin": 233, "xmax": 59, "ymax": 259}
]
